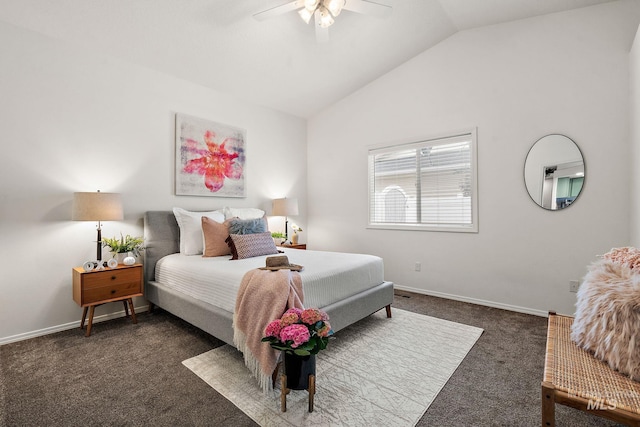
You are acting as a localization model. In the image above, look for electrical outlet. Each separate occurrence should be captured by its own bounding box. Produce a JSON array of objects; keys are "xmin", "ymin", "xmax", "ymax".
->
[
  {"xmin": 569, "ymin": 280, "xmax": 580, "ymax": 293},
  {"xmin": 415, "ymin": 262, "xmax": 421, "ymax": 272}
]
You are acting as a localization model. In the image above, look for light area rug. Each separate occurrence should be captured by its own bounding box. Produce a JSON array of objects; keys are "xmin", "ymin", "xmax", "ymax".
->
[{"xmin": 182, "ymin": 308, "xmax": 483, "ymax": 427}]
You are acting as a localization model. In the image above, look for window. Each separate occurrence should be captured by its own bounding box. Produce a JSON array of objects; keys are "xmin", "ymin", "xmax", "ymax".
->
[{"xmin": 368, "ymin": 130, "xmax": 478, "ymax": 232}]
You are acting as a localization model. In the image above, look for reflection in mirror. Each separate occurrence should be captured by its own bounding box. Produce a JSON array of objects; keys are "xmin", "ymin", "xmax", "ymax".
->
[{"xmin": 524, "ymin": 134, "xmax": 584, "ymax": 210}]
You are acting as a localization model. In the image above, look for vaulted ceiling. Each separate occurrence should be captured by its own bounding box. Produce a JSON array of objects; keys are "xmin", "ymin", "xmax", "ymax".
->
[{"xmin": 0, "ymin": 0, "xmax": 616, "ymax": 118}]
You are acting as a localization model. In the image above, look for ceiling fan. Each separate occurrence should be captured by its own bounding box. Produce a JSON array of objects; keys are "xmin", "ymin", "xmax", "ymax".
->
[{"xmin": 253, "ymin": 0, "xmax": 392, "ymax": 42}]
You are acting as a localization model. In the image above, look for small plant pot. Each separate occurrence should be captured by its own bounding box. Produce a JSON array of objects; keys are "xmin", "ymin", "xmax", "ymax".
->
[{"xmin": 283, "ymin": 352, "xmax": 316, "ymax": 390}]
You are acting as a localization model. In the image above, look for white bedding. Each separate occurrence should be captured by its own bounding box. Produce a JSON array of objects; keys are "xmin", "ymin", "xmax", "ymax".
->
[{"xmin": 155, "ymin": 248, "xmax": 385, "ymax": 313}]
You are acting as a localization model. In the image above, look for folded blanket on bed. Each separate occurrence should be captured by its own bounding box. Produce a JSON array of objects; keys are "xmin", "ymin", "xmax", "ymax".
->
[{"xmin": 233, "ymin": 268, "xmax": 304, "ymax": 393}]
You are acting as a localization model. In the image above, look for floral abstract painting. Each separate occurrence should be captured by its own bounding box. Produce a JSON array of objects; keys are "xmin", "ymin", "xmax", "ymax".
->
[{"xmin": 175, "ymin": 114, "xmax": 246, "ymax": 197}]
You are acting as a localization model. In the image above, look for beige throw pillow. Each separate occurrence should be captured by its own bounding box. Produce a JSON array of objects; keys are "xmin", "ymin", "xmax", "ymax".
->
[{"xmin": 202, "ymin": 216, "xmax": 232, "ymax": 257}]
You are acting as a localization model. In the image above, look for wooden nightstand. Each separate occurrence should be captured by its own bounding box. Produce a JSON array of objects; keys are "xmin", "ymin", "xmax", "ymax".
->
[
  {"xmin": 281, "ymin": 244, "xmax": 306, "ymax": 250},
  {"xmin": 72, "ymin": 263, "xmax": 143, "ymax": 336}
]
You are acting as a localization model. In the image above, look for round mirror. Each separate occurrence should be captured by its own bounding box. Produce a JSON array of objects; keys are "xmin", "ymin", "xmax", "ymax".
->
[{"xmin": 524, "ymin": 134, "xmax": 585, "ymax": 210}]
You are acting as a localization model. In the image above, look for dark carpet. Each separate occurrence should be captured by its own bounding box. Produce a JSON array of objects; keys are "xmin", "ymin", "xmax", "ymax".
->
[{"xmin": 0, "ymin": 291, "xmax": 624, "ymax": 426}]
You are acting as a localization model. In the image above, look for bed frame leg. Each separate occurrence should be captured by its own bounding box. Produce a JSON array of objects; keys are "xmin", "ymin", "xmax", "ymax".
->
[
  {"xmin": 148, "ymin": 302, "xmax": 155, "ymax": 313},
  {"xmin": 541, "ymin": 382, "xmax": 556, "ymax": 427},
  {"xmin": 385, "ymin": 304, "xmax": 392, "ymax": 318}
]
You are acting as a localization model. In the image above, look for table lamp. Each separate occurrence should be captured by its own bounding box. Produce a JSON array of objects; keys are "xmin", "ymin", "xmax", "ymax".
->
[
  {"xmin": 73, "ymin": 191, "xmax": 123, "ymax": 263},
  {"xmin": 272, "ymin": 197, "xmax": 298, "ymax": 243}
]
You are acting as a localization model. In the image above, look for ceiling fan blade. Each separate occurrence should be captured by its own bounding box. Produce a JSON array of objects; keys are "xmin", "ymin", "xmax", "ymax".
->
[
  {"xmin": 343, "ymin": 0, "xmax": 392, "ymax": 18},
  {"xmin": 253, "ymin": 0, "xmax": 305, "ymax": 21},
  {"xmin": 314, "ymin": 10, "xmax": 330, "ymax": 43}
]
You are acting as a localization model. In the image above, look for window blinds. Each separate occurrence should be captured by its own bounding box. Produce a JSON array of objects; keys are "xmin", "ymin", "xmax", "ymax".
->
[{"xmin": 368, "ymin": 131, "xmax": 477, "ymax": 232}]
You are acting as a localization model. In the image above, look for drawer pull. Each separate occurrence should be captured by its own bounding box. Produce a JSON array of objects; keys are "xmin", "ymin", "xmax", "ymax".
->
[
  {"xmin": 111, "ymin": 276, "xmax": 116, "ymax": 280},
  {"xmin": 111, "ymin": 289, "xmax": 116, "ymax": 294}
]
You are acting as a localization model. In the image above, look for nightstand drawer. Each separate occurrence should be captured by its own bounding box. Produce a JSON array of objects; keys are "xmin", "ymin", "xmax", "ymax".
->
[
  {"xmin": 83, "ymin": 280, "xmax": 141, "ymax": 304},
  {"xmin": 73, "ymin": 264, "xmax": 143, "ymax": 307},
  {"xmin": 82, "ymin": 268, "xmax": 140, "ymax": 289}
]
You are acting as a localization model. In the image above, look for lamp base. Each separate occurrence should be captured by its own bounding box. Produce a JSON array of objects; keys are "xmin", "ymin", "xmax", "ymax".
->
[{"xmin": 96, "ymin": 227, "xmax": 103, "ymax": 263}]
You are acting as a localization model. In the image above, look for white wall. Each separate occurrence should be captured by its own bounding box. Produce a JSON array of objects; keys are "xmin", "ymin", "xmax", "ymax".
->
[
  {"xmin": 631, "ymin": 23, "xmax": 640, "ymax": 246},
  {"xmin": 0, "ymin": 21, "xmax": 307, "ymax": 343},
  {"xmin": 308, "ymin": 1, "xmax": 640, "ymax": 316}
]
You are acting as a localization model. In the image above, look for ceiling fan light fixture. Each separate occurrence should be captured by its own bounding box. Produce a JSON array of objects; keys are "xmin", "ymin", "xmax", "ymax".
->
[
  {"xmin": 298, "ymin": 7, "xmax": 314, "ymax": 24},
  {"xmin": 317, "ymin": 6, "xmax": 334, "ymax": 28},
  {"xmin": 326, "ymin": 0, "xmax": 345, "ymax": 17},
  {"xmin": 304, "ymin": 0, "xmax": 319, "ymax": 10}
]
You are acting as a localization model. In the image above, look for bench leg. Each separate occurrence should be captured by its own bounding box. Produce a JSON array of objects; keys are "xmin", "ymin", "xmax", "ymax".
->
[
  {"xmin": 385, "ymin": 304, "xmax": 392, "ymax": 318},
  {"xmin": 541, "ymin": 382, "xmax": 556, "ymax": 427}
]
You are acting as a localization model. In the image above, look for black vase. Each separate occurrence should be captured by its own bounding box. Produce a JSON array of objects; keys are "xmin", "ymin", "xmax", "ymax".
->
[{"xmin": 283, "ymin": 352, "xmax": 316, "ymax": 390}]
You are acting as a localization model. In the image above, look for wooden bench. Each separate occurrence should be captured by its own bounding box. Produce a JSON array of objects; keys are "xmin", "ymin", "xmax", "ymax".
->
[{"xmin": 542, "ymin": 313, "xmax": 640, "ymax": 426}]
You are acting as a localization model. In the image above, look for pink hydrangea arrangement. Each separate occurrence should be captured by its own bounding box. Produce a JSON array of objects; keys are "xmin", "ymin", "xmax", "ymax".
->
[{"xmin": 262, "ymin": 308, "xmax": 333, "ymax": 356}]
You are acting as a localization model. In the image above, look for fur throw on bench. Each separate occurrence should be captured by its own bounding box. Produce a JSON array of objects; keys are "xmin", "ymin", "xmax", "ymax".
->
[{"xmin": 571, "ymin": 250, "xmax": 640, "ymax": 381}]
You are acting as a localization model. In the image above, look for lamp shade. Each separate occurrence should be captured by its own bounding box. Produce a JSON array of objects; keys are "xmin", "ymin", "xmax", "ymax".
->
[
  {"xmin": 72, "ymin": 192, "xmax": 123, "ymax": 221},
  {"xmin": 272, "ymin": 198, "xmax": 299, "ymax": 216}
]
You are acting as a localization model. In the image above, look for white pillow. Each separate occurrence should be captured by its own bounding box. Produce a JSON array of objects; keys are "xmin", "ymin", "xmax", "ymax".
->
[
  {"xmin": 173, "ymin": 207, "xmax": 225, "ymax": 255},
  {"xmin": 223, "ymin": 207, "xmax": 265, "ymax": 220}
]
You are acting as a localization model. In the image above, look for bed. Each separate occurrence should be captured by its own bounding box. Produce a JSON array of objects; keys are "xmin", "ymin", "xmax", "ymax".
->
[{"xmin": 143, "ymin": 211, "xmax": 394, "ymax": 346}]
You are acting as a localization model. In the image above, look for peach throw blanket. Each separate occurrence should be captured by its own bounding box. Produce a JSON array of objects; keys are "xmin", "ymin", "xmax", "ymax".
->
[{"xmin": 233, "ymin": 268, "xmax": 304, "ymax": 393}]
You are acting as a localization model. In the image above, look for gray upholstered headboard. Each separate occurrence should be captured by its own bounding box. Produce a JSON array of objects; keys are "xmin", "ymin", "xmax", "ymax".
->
[{"xmin": 143, "ymin": 211, "xmax": 180, "ymax": 284}]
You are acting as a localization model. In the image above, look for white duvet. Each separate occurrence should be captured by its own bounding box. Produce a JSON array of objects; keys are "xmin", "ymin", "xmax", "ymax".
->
[{"xmin": 154, "ymin": 248, "xmax": 385, "ymax": 313}]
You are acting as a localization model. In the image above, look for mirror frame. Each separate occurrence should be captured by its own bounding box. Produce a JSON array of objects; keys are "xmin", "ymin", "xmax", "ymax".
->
[{"xmin": 524, "ymin": 134, "xmax": 585, "ymax": 211}]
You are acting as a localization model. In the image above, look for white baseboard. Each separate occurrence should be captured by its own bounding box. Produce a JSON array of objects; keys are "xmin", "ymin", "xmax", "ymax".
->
[
  {"xmin": 393, "ymin": 285, "xmax": 550, "ymax": 318},
  {"xmin": 0, "ymin": 305, "xmax": 150, "ymax": 346}
]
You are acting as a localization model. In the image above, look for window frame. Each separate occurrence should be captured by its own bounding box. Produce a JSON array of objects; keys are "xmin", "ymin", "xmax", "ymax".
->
[{"xmin": 367, "ymin": 128, "xmax": 478, "ymax": 233}]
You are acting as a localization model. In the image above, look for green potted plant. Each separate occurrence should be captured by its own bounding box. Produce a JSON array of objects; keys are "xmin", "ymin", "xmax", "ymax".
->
[
  {"xmin": 102, "ymin": 234, "xmax": 145, "ymax": 264},
  {"xmin": 271, "ymin": 231, "xmax": 286, "ymax": 246}
]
